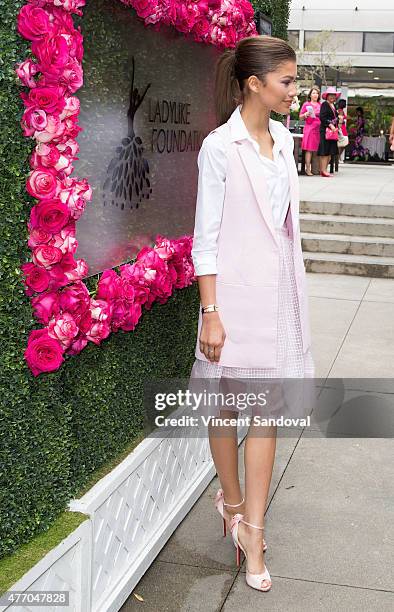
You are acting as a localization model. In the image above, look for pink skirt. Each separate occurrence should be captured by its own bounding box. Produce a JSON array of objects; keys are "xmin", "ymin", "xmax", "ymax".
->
[
  {"xmin": 189, "ymin": 225, "xmax": 315, "ymax": 394},
  {"xmin": 302, "ymin": 125, "xmax": 320, "ymax": 151}
]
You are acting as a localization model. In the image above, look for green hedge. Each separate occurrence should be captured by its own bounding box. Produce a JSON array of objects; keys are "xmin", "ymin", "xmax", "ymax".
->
[
  {"xmin": 252, "ymin": 0, "xmax": 291, "ymax": 40},
  {"xmin": 0, "ymin": 0, "xmax": 291, "ymax": 562}
]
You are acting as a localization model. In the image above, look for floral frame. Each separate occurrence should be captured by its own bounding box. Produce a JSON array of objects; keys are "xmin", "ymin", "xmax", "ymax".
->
[{"xmin": 15, "ymin": 0, "xmax": 256, "ymax": 376}]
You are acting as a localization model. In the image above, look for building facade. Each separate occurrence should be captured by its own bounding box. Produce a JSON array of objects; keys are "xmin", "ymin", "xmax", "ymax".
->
[{"xmin": 288, "ymin": 0, "xmax": 394, "ymax": 96}]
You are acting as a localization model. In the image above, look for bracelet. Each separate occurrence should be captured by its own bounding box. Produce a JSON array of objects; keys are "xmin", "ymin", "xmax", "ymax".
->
[{"xmin": 201, "ymin": 303, "xmax": 219, "ymax": 314}]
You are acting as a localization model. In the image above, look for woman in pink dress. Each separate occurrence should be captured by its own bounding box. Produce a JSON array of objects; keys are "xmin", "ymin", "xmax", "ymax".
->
[{"xmin": 299, "ymin": 87, "xmax": 321, "ymax": 176}]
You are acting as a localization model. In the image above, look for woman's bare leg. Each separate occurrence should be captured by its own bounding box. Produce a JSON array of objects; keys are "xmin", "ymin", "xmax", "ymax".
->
[
  {"xmin": 305, "ymin": 151, "xmax": 312, "ymax": 173},
  {"xmin": 238, "ymin": 424, "xmax": 277, "ymax": 573},
  {"xmin": 319, "ymin": 155, "xmax": 330, "ymax": 173},
  {"xmin": 208, "ymin": 410, "xmax": 245, "ymax": 520}
]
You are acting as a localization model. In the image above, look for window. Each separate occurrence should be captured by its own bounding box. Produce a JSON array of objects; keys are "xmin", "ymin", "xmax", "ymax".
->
[
  {"xmin": 363, "ymin": 32, "xmax": 394, "ymax": 53},
  {"xmin": 288, "ymin": 30, "xmax": 299, "ymax": 50},
  {"xmin": 304, "ymin": 31, "xmax": 363, "ymax": 53}
]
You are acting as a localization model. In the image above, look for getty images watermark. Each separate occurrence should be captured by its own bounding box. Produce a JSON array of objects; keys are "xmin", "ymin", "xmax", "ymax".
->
[
  {"xmin": 152, "ymin": 388, "xmax": 311, "ymax": 429},
  {"xmin": 144, "ymin": 378, "xmax": 394, "ymax": 438}
]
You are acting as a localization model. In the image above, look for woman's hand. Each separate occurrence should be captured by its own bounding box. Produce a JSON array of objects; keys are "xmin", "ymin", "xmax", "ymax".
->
[
  {"xmin": 199, "ymin": 312, "xmax": 226, "ymax": 363},
  {"xmin": 329, "ymin": 123, "xmax": 336, "ymax": 131}
]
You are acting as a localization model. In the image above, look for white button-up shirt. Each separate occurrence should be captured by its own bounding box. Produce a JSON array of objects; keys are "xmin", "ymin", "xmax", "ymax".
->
[{"xmin": 192, "ymin": 104, "xmax": 291, "ymax": 276}]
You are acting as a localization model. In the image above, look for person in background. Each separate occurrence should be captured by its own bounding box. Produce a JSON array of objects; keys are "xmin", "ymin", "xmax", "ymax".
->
[
  {"xmin": 351, "ymin": 106, "xmax": 368, "ymax": 159},
  {"xmin": 389, "ymin": 116, "xmax": 394, "ymax": 151},
  {"xmin": 337, "ymin": 99, "xmax": 349, "ymax": 163},
  {"xmin": 317, "ymin": 86, "xmax": 341, "ymax": 177},
  {"xmin": 299, "ymin": 86, "xmax": 321, "ymax": 176}
]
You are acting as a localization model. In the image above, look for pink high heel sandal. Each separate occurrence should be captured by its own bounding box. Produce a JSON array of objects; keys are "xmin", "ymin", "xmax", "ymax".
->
[
  {"xmin": 214, "ymin": 489, "xmax": 267, "ymax": 552},
  {"xmin": 230, "ymin": 513, "xmax": 272, "ymax": 592}
]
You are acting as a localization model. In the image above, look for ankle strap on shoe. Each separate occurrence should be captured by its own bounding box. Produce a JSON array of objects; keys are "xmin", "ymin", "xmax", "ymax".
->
[
  {"xmin": 223, "ymin": 497, "xmax": 245, "ymax": 508},
  {"xmin": 241, "ymin": 518, "xmax": 264, "ymax": 530}
]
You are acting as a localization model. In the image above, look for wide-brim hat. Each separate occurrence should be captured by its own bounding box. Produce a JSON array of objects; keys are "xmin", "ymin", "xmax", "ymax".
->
[{"xmin": 322, "ymin": 86, "xmax": 341, "ymax": 100}]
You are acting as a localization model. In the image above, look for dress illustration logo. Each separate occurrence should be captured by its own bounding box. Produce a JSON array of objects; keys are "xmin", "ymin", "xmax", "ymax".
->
[{"xmin": 102, "ymin": 56, "xmax": 152, "ymax": 210}]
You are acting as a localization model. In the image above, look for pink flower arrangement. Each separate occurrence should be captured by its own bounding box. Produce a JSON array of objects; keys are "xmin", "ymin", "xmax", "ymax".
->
[
  {"xmin": 16, "ymin": 0, "xmax": 257, "ymax": 376},
  {"xmin": 24, "ymin": 235, "xmax": 195, "ymax": 375},
  {"xmin": 119, "ymin": 0, "xmax": 257, "ymax": 48}
]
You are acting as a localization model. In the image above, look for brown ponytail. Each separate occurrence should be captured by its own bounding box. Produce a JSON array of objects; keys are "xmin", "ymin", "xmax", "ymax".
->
[{"xmin": 214, "ymin": 35, "xmax": 297, "ymax": 126}]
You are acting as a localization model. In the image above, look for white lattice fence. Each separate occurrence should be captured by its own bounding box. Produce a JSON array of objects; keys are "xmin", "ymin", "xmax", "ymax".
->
[
  {"xmin": 0, "ymin": 520, "xmax": 92, "ymax": 612},
  {"xmin": 3, "ymin": 430, "xmax": 227, "ymax": 611},
  {"xmin": 69, "ymin": 433, "xmax": 214, "ymax": 612}
]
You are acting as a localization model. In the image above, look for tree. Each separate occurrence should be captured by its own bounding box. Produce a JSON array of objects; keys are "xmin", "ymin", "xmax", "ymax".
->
[{"xmin": 296, "ymin": 30, "xmax": 355, "ymax": 88}]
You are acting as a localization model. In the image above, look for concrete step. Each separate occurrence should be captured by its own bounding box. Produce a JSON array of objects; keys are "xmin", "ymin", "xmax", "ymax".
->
[
  {"xmin": 300, "ymin": 213, "xmax": 394, "ymax": 238},
  {"xmin": 303, "ymin": 251, "xmax": 394, "ymax": 278},
  {"xmin": 301, "ymin": 232, "xmax": 394, "ymax": 257},
  {"xmin": 300, "ymin": 201, "xmax": 394, "ymax": 219}
]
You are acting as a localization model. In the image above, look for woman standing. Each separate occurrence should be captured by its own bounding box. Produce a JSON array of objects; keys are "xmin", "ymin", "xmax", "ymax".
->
[
  {"xmin": 190, "ymin": 36, "xmax": 315, "ymax": 593},
  {"xmin": 337, "ymin": 99, "xmax": 349, "ymax": 162},
  {"xmin": 299, "ymin": 86, "xmax": 321, "ymax": 175},
  {"xmin": 317, "ymin": 86, "xmax": 341, "ymax": 177}
]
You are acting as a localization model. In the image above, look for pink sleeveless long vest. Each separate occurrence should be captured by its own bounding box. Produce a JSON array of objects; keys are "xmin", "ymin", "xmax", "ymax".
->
[{"xmin": 194, "ymin": 116, "xmax": 312, "ymax": 368}]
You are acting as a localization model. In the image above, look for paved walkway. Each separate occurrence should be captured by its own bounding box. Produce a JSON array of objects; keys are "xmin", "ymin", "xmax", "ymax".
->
[
  {"xmin": 299, "ymin": 163, "xmax": 394, "ymax": 207},
  {"xmin": 122, "ymin": 165, "xmax": 394, "ymax": 611}
]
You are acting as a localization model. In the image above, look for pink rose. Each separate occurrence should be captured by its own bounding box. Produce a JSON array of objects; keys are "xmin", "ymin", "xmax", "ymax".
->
[
  {"xmin": 32, "ymin": 244, "xmax": 63, "ymax": 269},
  {"xmin": 17, "ymin": 5, "xmax": 53, "ymax": 41},
  {"xmin": 49, "ymin": 252, "xmax": 78, "ymax": 279},
  {"xmin": 26, "ymin": 87, "xmax": 66, "ymax": 115},
  {"xmin": 46, "ymin": 263, "xmax": 69, "ymax": 291},
  {"xmin": 28, "ymin": 227, "xmax": 52, "ymax": 249},
  {"xmin": 66, "ymin": 333, "xmax": 88, "ymax": 356},
  {"xmin": 31, "ymin": 291, "xmax": 61, "ymax": 324},
  {"xmin": 119, "ymin": 262, "xmax": 151, "ymax": 305},
  {"xmin": 65, "ymin": 29, "xmax": 84, "ymax": 62},
  {"xmin": 150, "ymin": 267, "xmax": 175, "ymax": 306},
  {"xmin": 90, "ymin": 298, "xmax": 111, "ymax": 322},
  {"xmin": 128, "ymin": 0, "xmax": 154, "ymax": 20},
  {"xmin": 24, "ymin": 328, "xmax": 64, "ymax": 377},
  {"xmin": 86, "ymin": 319, "xmax": 111, "ymax": 345},
  {"xmin": 32, "ymin": 35, "xmax": 70, "ymax": 77},
  {"xmin": 57, "ymin": 138, "xmax": 79, "ymax": 158},
  {"xmin": 237, "ymin": 0, "xmax": 255, "ymax": 21},
  {"xmin": 16, "ymin": 59, "xmax": 39, "ymax": 88},
  {"xmin": 111, "ymin": 296, "xmax": 142, "ymax": 332},
  {"xmin": 21, "ymin": 262, "xmax": 50, "ymax": 295},
  {"xmin": 59, "ymin": 95, "xmax": 80, "ymax": 119},
  {"xmin": 154, "ymin": 235, "xmax": 175, "ymax": 260},
  {"xmin": 119, "ymin": 301, "xmax": 142, "ymax": 332},
  {"xmin": 34, "ymin": 114, "xmax": 66, "ymax": 143},
  {"xmin": 32, "ymin": 143, "xmax": 61, "ymax": 168},
  {"xmin": 59, "ymin": 281, "xmax": 90, "ymax": 316},
  {"xmin": 58, "ymin": 177, "xmax": 92, "ymax": 219},
  {"xmin": 30, "ymin": 199, "xmax": 70, "ymax": 233},
  {"xmin": 191, "ymin": 17, "xmax": 210, "ymax": 40},
  {"xmin": 136, "ymin": 245, "xmax": 164, "ymax": 269},
  {"xmin": 46, "ymin": 61, "xmax": 83, "ymax": 95},
  {"xmin": 48, "ymin": 312, "xmax": 79, "ymax": 348},
  {"xmin": 135, "ymin": 247, "xmax": 175, "ymax": 309},
  {"xmin": 49, "ymin": 221, "xmax": 77, "ymax": 252},
  {"xmin": 21, "ymin": 108, "xmax": 47, "ymax": 137},
  {"xmin": 96, "ymin": 269, "xmax": 122, "ymax": 301},
  {"xmin": 53, "ymin": 0, "xmax": 86, "ymax": 15},
  {"xmin": 62, "ymin": 115, "xmax": 82, "ymax": 139},
  {"xmin": 26, "ymin": 167, "xmax": 58, "ymax": 200},
  {"xmin": 76, "ymin": 308, "xmax": 93, "ymax": 334},
  {"xmin": 207, "ymin": 0, "xmax": 221, "ymax": 8},
  {"xmin": 64, "ymin": 258, "xmax": 88, "ymax": 281}
]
